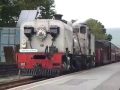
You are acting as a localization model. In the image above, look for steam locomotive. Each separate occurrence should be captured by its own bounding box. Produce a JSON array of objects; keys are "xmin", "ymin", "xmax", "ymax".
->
[{"xmin": 16, "ymin": 14, "xmax": 120, "ymax": 77}]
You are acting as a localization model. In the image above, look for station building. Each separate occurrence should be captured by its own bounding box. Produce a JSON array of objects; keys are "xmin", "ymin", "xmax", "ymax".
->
[{"xmin": 0, "ymin": 27, "xmax": 20, "ymax": 63}]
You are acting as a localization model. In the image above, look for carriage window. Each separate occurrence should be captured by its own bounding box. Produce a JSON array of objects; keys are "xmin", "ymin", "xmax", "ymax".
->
[
  {"xmin": 73, "ymin": 28, "xmax": 79, "ymax": 33},
  {"xmin": 80, "ymin": 26, "xmax": 86, "ymax": 34}
]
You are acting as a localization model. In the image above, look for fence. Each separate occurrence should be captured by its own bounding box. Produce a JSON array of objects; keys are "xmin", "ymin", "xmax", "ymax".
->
[{"xmin": 0, "ymin": 64, "xmax": 18, "ymax": 76}]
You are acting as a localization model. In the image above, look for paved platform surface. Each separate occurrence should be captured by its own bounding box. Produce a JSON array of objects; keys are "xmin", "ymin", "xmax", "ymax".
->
[{"xmin": 9, "ymin": 62, "xmax": 120, "ymax": 90}]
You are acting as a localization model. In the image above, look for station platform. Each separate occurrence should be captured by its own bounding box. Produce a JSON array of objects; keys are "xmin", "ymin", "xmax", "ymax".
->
[{"xmin": 9, "ymin": 62, "xmax": 120, "ymax": 90}]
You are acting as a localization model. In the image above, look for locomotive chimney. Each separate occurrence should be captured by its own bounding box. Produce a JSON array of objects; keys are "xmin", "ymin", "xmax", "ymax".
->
[{"xmin": 54, "ymin": 14, "xmax": 63, "ymax": 20}]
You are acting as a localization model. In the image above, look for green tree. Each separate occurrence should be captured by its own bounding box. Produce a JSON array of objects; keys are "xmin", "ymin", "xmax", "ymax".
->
[
  {"xmin": 85, "ymin": 18, "xmax": 109, "ymax": 40},
  {"xmin": 17, "ymin": 0, "xmax": 55, "ymax": 19},
  {"xmin": 107, "ymin": 34, "xmax": 112, "ymax": 41},
  {"xmin": 0, "ymin": 0, "xmax": 55, "ymax": 27}
]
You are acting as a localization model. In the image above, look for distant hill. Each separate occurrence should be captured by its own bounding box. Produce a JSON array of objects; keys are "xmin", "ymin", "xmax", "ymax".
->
[{"xmin": 107, "ymin": 28, "xmax": 120, "ymax": 47}]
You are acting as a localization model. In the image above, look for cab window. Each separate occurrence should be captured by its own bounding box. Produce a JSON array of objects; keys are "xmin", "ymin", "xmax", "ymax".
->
[
  {"xmin": 73, "ymin": 28, "xmax": 79, "ymax": 33},
  {"xmin": 80, "ymin": 26, "xmax": 86, "ymax": 34}
]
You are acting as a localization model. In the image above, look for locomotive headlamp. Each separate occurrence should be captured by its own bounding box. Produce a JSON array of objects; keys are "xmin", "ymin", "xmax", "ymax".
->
[
  {"xmin": 21, "ymin": 39, "xmax": 27, "ymax": 48},
  {"xmin": 20, "ymin": 62, "xmax": 26, "ymax": 66},
  {"xmin": 50, "ymin": 26, "xmax": 60, "ymax": 38}
]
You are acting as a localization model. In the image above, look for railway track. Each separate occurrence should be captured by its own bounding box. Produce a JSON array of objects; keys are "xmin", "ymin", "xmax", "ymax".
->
[
  {"xmin": 0, "ymin": 77, "xmax": 46, "ymax": 90},
  {"xmin": 0, "ymin": 62, "xmax": 118, "ymax": 90}
]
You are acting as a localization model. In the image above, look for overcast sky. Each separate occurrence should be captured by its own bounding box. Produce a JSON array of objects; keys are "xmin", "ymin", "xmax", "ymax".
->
[{"xmin": 55, "ymin": 0, "xmax": 120, "ymax": 28}]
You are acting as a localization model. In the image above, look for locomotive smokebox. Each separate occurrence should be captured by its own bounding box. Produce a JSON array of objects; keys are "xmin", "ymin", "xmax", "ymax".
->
[{"xmin": 54, "ymin": 14, "xmax": 63, "ymax": 20}]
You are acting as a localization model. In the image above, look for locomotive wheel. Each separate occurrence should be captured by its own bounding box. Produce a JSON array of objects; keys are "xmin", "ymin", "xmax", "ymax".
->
[
  {"xmin": 89, "ymin": 57, "xmax": 96, "ymax": 68},
  {"xmin": 85, "ymin": 57, "xmax": 95, "ymax": 69},
  {"xmin": 74, "ymin": 60, "xmax": 81, "ymax": 71},
  {"xmin": 91, "ymin": 60, "xmax": 96, "ymax": 68},
  {"xmin": 62, "ymin": 56, "xmax": 71, "ymax": 72},
  {"xmin": 55, "ymin": 70, "xmax": 61, "ymax": 77},
  {"xmin": 86, "ymin": 63, "xmax": 90, "ymax": 69}
]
